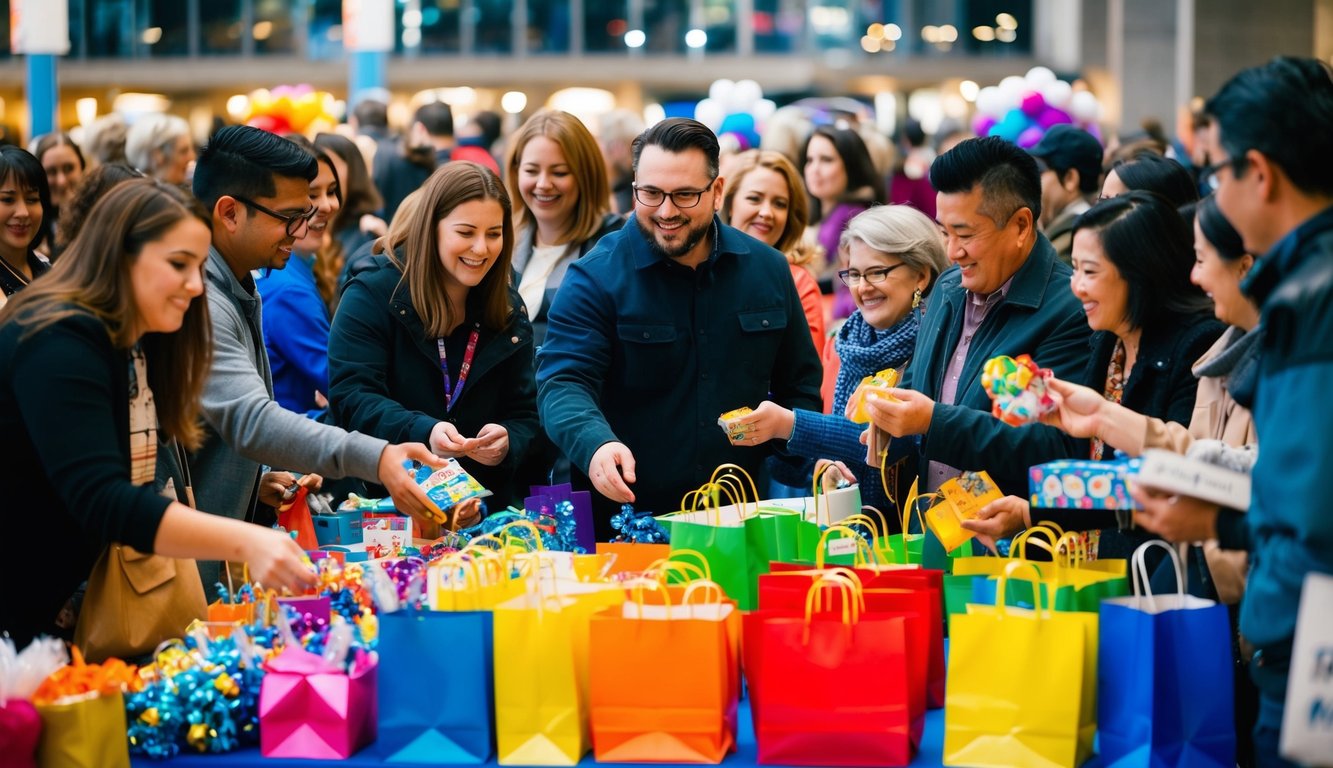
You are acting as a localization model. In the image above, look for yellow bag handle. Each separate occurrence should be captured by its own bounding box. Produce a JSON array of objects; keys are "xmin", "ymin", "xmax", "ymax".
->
[
  {"xmin": 810, "ymin": 567, "xmax": 868, "ymax": 613},
  {"xmin": 625, "ymin": 576, "xmax": 672, "ymax": 608},
  {"xmin": 461, "ymin": 533, "xmax": 508, "ymax": 556},
  {"xmin": 681, "ymin": 579, "xmax": 727, "ymax": 605},
  {"xmin": 802, "ymin": 572, "xmax": 863, "ymax": 633},
  {"xmin": 645, "ymin": 559, "xmax": 708, "ymax": 583},
  {"xmin": 836, "ymin": 513, "xmax": 891, "ymax": 565},
  {"xmin": 710, "ymin": 463, "xmax": 760, "ymax": 508},
  {"xmin": 996, "ymin": 560, "xmax": 1049, "ymax": 616},
  {"xmin": 810, "ymin": 462, "xmax": 842, "ymax": 525},
  {"xmin": 664, "ymin": 548, "xmax": 713, "ymax": 580},
  {"xmin": 815, "ymin": 524, "xmax": 874, "ymax": 569},
  {"xmin": 498, "ymin": 520, "xmax": 547, "ymax": 552},
  {"xmin": 712, "ymin": 474, "xmax": 756, "ymax": 520},
  {"xmin": 1055, "ymin": 531, "xmax": 1089, "ymax": 567},
  {"xmin": 1011, "ymin": 523, "xmax": 1062, "ymax": 558}
]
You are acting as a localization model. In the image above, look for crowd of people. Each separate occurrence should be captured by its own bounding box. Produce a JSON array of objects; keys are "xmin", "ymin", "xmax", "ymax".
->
[{"xmin": 0, "ymin": 56, "xmax": 1329, "ymax": 767}]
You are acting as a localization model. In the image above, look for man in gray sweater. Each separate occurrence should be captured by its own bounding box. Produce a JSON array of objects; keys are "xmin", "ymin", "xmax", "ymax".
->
[{"xmin": 189, "ymin": 126, "xmax": 453, "ymax": 584}]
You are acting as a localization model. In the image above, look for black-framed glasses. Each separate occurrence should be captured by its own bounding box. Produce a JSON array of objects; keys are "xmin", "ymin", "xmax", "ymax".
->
[
  {"xmin": 1199, "ymin": 155, "xmax": 1246, "ymax": 192},
  {"xmin": 838, "ymin": 263, "xmax": 908, "ymax": 287},
  {"xmin": 632, "ymin": 181, "xmax": 715, "ymax": 209},
  {"xmin": 232, "ymin": 195, "xmax": 318, "ymax": 237}
]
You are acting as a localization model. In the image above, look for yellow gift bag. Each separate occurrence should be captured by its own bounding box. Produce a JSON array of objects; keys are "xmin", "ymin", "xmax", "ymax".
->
[
  {"xmin": 492, "ymin": 574, "xmax": 624, "ymax": 765},
  {"xmin": 944, "ymin": 561, "xmax": 1098, "ymax": 768}
]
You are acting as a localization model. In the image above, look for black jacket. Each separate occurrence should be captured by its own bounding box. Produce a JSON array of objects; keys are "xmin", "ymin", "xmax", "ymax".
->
[
  {"xmin": 1083, "ymin": 313, "xmax": 1226, "ymax": 427},
  {"xmin": 0, "ymin": 311, "xmax": 171, "ymax": 645},
  {"xmin": 327, "ymin": 257, "xmax": 540, "ymax": 508}
]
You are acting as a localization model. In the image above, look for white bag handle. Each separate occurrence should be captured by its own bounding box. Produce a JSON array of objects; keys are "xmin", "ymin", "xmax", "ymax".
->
[{"xmin": 1131, "ymin": 539, "xmax": 1187, "ymax": 612}]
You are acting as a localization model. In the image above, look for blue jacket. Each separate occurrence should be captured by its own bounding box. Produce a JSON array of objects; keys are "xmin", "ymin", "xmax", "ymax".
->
[
  {"xmin": 256, "ymin": 254, "xmax": 330, "ymax": 417},
  {"xmin": 1236, "ymin": 205, "xmax": 1333, "ymax": 667},
  {"xmin": 536, "ymin": 215, "xmax": 823, "ymax": 533},
  {"xmin": 904, "ymin": 233, "xmax": 1093, "ymax": 497},
  {"xmin": 327, "ymin": 256, "xmax": 539, "ymax": 508}
]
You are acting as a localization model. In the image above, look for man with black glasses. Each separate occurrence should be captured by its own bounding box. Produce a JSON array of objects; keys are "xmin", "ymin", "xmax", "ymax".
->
[
  {"xmin": 537, "ymin": 118, "xmax": 821, "ymax": 537},
  {"xmin": 190, "ymin": 126, "xmax": 447, "ymax": 585}
]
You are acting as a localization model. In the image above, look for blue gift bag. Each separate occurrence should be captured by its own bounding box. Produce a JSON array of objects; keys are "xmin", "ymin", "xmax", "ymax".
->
[
  {"xmin": 375, "ymin": 609, "xmax": 495, "ymax": 764},
  {"xmin": 1099, "ymin": 541, "xmax": 1236, "ymax": 767}
]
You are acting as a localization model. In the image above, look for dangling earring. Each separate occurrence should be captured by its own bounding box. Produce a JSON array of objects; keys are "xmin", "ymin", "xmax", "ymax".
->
[{"xmin": 911, "ymin": 288, "xmax": 922, "ymax": 309}]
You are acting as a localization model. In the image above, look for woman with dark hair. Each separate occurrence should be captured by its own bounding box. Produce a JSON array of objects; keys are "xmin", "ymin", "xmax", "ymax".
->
[
  {"xmin": 800, "ymin": 125, "xmax": 886, "ymax": 319},
  {"xmin": 256, "ymin": 135, "xmax": 342, "ymax": 416},
  {"xmin": 0, "ymin": 146, "xmax": 53, "ymax": 301},
  {"xmin": 1102, "ymin": 151, "xmax": 1199, "ymax": 209},
  {"xmin": 328, "ymin": 162, "xmax": 539, "ymax": 511},
  {"xmin": 964, "ymin": 191, "xmax": 1224, "ymax": 554},
  {"xmin": 0, "ymin": 180, "xmax": 314, "ymax": 645},
  {"xmin": 315, "ymin": 132, "xmax": 385, "ymax": 309},
  {"xmin": 31, "ymin": 132, "xmax": 86, "ymax": 252}
]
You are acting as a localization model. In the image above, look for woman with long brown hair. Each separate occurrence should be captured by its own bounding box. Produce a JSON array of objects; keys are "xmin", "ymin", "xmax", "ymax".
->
[
  {"xmin": 0, "ymin": 180, "xmax": 314, "ymax": 646},
  {"xmin": 327, "ymin": 162, "xmax": 539, "ymax": 511}
]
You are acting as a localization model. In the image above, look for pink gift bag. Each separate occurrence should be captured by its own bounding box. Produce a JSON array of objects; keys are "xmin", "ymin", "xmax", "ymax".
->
[{"xmin": 259, "ymin": 646, "xmax": 378, "ymax": 759}]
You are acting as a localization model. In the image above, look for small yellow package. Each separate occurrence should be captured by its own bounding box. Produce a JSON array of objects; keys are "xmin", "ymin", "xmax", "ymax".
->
[
  {"xmin": 925, "ymin": 471, "xmax": 1003, "ymax": 551},
  {"xmin": 717, "ymin": 407, "xmax": 753, "ymax": 441},
  {"xmin": 847, "ymin": 368, "xmax": 901, "ymax": 423}
]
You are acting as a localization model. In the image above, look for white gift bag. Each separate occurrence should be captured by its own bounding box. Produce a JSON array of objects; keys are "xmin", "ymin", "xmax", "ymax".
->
[{"xmin": 1280, "ymin": 570, "xmax": 1333, "ymax": 767}]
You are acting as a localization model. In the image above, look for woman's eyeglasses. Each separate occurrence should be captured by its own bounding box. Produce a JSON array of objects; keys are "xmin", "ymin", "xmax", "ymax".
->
[{"xmin": 838, "ymin": 263, "xmax": 908, "ymax": 287}]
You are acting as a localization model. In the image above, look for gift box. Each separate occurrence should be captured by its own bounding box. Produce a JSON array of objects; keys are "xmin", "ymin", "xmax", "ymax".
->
[
  {"xmin": 259, "ymin": 646, "xmax": 378, "ymax": 759},
  {"xmin": 1028, "ymin": 458, "xmax": 1134, "ymax": 510},
  {"xmin": 314, "ymin": 510, "xmax": 364, "ymax": 546}
]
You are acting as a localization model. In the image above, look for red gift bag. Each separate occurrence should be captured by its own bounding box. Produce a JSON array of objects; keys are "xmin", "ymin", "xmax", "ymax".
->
[
  {"xmin": 770, "ymin": 562, "xmax": 946, "ymax": 708},
  {"xmin": 757, "ymin": 569, "xmax": 930, "ymax": 731},
  {"xmin": 278, "ymin": 487, "xmax": 320, "ymax": 551},
  {"xmin": 744, "ymin": 573, "xmax": 914, "ymax": 766}
]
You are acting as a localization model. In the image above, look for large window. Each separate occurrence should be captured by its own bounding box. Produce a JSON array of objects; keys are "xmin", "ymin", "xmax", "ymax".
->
[
  {"xmin": 643, "ymin": 0, "xmax": 688, "ymax": 54},
  {"xmin": 201, "ymin": 0, "xmax": 243, "ymax": 55},
  {"xmin": 528, "ymin": 0, "xmax": 571, "ymax": 53},
  {"xmin": 584, "ymin": 0, "xmax": 628, "ymax": 53},
  {"xmin": 417, "ymin": 1, "xmax": 463, "ymax": 54},
  {"xmin": 473, "ymin": 0, "xmax": 512, "ymax": 54},
  {"xmin": 139, "ymin": 0, "xmax": 190, "ymax": 57},
  {"xmin": 253, "ymin": 0, "xmax": 298, "ymax": 55}
]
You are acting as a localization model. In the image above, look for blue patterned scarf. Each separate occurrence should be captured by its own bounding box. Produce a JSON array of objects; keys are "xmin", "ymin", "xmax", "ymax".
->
[{"xmin": 832, "ymin": 309, "xmax": 921, "ymax": 415}]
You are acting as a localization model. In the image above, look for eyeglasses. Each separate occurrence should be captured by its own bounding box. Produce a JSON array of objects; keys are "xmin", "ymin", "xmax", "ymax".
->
[
  {"xmin": 1199, "ymin": 156, "xmax": 1246, "ymax": 192},
  {"xmin": 838, "ymin": 263, "xmax": 909, "ymax": 287},
  {"xmin": 632, "ymin": 181, "xmax": 715, "ymax": 209},
  {"xmin": 232, "ymin": 195, "xmax": 319, "ymax": 237}
]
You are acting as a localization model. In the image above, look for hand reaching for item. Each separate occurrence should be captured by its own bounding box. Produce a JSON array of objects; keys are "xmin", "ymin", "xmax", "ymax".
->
[
  {"xmin": 960, "ymin": 495, "xmax": 1032, "ymax": 553},
  {"xmin": 730, "ymin": 401, "xmax": 795, "ymax": 445},
  {"xmin": 859, "ymin": 388, "xmax": 936, "ymax": 437},
  {"xmin": 1127, "ymin": 482, "xmax": 1220, "ymax": 543},
  {"xmin": 588, "ymin": 442, "xmax": 637, "ymax": 503},
  {"xmin": 468, "ymin": 423, "xmax": 510, "ymax": 466},
  {"xmin": 258, "ymin": 471, "xmax": 324, "ymax": 509},
  {"xmin": 379, "ymin": 442, "xmax": 448, "ymax": 528}
]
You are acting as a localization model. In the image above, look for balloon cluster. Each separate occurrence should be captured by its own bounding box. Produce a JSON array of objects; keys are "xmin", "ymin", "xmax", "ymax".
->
[
  {"xmin": 244, "ymin": 84, "xmax": 339, "ymax": 135},
  {"xmin": 973, "ymin": 67, "xmax": 1102, "ymax": 148},
  {"xmin": 695, "ymin": 79, "xmax": 778, "ymax": 150}
]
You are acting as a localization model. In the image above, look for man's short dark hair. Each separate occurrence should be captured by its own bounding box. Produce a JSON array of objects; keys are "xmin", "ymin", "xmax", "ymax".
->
[
  {"xmin": 192, "ymin": 125, "xmax": 318, "ymax": 212},
  {"xmin": 1205, "ymin": 56, "xmax": 1333, "ymax": 198},
  {"xmin": 1109, "ymin": 152, "xmax": 1198, "ymax": 210},
  {"xmin": 632, "ymin": 118, "xmax": 720, "ymax": 180},
  {"xmin": 930, "ymin": 136, "xmax": 1042, "ymax": 226},
  {"xmin": 352, "ymin": 99, "xmax": 389, "ymax": 130},
  {"xmin": 415, "ymin": 102, "xmax": 454, "ymax": 138}
]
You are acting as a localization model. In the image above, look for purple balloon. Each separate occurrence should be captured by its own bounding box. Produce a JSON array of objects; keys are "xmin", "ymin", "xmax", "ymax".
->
[
  {"xmin": 1020, "ymin": 91, "xmax": 1046, "ymax": 118},
  {"xmin": 973, "ymin": 114, "xmax": 997, "ymax": 137},
  {"xmin": 1017, "ymin": 126, "xmax": 1045, "ymax": 149},
  {"xmin": 1036, "ymin": 106, "xmax": 1074, "ymax": 130}
]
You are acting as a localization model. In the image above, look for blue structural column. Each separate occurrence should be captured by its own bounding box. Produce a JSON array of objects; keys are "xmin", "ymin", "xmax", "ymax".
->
[
  {"xmin": 26, "ymin": 54, "xmax": 58, "ymax": 138},
  {"xmin": 344, "ymin": 0, "xmax": 394, "ymax": 102},
  {"xmin": 349, "ymin": 50, "xmax": 388, "ymax": 102},
  {"xmin": 12, "ymin": 0, "xmax": 69, "ymax": 139}
]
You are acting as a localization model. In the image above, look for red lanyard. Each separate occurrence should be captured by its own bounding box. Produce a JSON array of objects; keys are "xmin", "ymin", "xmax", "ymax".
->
[{"xmin": 436, "ymin": 323, "xmax": 480, "ymax": 411}]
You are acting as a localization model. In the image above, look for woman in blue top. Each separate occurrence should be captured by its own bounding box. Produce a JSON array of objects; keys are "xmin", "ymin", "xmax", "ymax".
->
[
  {"xmin": 734, "ymin": 204, "xmax": 948, "ymax": 517},
  {"xmin": 256, "ymin": 135, "xmax": 341, "ymax": 416}
]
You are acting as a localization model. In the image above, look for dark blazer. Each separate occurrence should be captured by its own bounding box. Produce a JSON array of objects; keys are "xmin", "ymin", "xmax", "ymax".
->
[
  {"xmin": 904, "ymin": 233, "xmax": 1094, "ymax": 497},
  {"xmin": 0, "ymin": 311, "xmax": 171, "ymax": 645},
  {"xmin": 327, "ymin": 258, "xmax": 540, "ymax": 508},
  {"xmin": 1083, "ymin": 313, "xmax": 1226, "ymax": 428}
]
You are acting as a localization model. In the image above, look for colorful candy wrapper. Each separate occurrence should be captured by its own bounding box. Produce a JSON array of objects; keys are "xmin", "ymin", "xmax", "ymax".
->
[
  {"xmin": 413, "ymin": 458, "xmax": 492, "ymax": 521},
  {"xmin": 981, "ymin": 354, "xmax": 1056, "ymax": 426},
  {"xmin": 848, "ymin": 367, "xmax": 901, "ymax": 423},
  {"xmin": 717, "ymin": 407, "xmax": 753, "ymax": 441}
]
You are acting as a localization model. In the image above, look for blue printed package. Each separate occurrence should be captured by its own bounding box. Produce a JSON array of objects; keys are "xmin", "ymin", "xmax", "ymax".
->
[
  {"xmin": 414, "ymin": 458, "xmax": 492, "ymax": 516},
  {"xmin": 1028, "ymin": 458, "xmax": 1137, "ymax": 510}
]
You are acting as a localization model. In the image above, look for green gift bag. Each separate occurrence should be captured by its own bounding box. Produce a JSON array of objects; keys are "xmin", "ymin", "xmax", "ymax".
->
[{"xmin": 657, "ymin": 465, "xmax": 809, "ymax": 610}]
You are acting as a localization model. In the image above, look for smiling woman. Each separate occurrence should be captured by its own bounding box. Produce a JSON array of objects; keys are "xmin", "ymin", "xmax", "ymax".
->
[
  {"xmin": 0, "ymin": 146, "xmax": 52, "ymax": 301},
  {"xmin": 327, "ymin": 162, "xmax": 540, "ymax": 512},
  {"xmin": 0, "ymin": 179, "xmax": 318, "ymax": 647}
]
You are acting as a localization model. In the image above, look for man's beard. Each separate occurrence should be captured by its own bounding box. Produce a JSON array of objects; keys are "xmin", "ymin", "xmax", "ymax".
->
[{"xmin": 637, "ymin": 213, "xmax": 712, "ymax": 261}]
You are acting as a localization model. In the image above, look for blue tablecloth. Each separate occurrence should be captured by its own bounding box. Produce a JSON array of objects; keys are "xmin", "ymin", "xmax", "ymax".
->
[{"xmin": 131, "ymin": 700, "xmax": 1107, "ymax": 767}]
